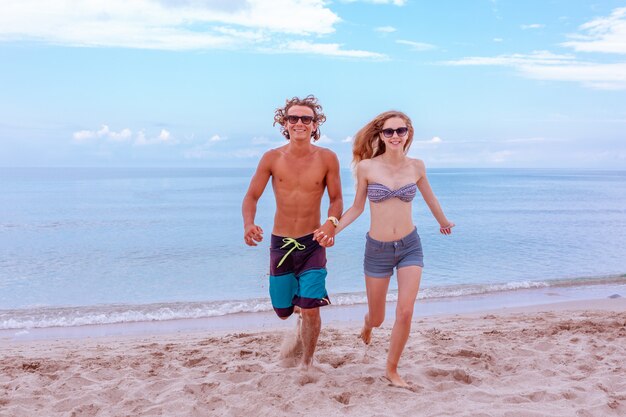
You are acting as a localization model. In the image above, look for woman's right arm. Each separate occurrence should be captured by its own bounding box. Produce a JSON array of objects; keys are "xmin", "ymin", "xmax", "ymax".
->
[{"xmin": 335, "ymin": 161, "xmax": 369, "ymax": 235}]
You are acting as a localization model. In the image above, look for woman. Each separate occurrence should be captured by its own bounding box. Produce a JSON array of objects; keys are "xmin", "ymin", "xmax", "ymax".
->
[{"xmin": 316, "ymin": 110, "xmax": 454, "ymax": 388}]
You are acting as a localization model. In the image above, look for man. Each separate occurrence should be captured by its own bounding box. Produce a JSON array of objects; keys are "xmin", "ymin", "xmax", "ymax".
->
[{"xmin": 242, "ymin": 95, "xmax": 343, "ymax": 369}]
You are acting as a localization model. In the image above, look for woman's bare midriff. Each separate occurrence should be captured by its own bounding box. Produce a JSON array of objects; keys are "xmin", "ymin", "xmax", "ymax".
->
[{"xmin": 368, "ymin": 200, "xmax": 415, "ymax": 241}]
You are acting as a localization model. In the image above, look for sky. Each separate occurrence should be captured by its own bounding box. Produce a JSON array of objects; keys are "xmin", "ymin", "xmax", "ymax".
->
[{"xmin": 1, "ymin": 0, "xmax": 625, "ymax": 169}]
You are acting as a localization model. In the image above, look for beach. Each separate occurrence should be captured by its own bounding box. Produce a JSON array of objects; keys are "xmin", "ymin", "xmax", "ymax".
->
[
  {"xmin": 2, "ymin": 297, "xmax": 625, "ymax": 417},
  {"xmin": 2, "ymin": 168, "xmax": 626, "ymax": 416}
]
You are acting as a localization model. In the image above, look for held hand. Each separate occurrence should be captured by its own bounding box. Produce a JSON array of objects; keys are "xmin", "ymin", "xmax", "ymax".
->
[
  {"xmin": 244, "ymin": 224, "xmax": 264, "ymax": 246},
  {"xmin": 313, "ymin": 222, "xmax": 336, "ymax": 247},
  {"xmin": 439, "ymin": 222, "xmax": 455, "ymax": 235}
]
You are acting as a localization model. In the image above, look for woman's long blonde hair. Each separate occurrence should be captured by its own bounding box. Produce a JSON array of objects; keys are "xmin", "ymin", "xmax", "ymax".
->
[{"xmin": 352, "ymin": 110, "xmax": 414, "ymax": 166}]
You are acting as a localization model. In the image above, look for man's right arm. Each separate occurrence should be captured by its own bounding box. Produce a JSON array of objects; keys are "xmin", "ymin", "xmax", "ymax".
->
[{"xmin": 242, "ymin": 152, "xmax": 273, "ymax": 246}]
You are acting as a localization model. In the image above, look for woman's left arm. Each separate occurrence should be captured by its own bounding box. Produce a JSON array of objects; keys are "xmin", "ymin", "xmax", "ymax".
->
[{"xmin": 415, "ymin": 160, "xmax": 455, "ymax": 235}]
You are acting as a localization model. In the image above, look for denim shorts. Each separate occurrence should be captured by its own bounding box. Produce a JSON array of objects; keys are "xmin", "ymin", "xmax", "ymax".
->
[{"xmin": 363, "ymin": 227, "xmax": 424, "ymax": 278}]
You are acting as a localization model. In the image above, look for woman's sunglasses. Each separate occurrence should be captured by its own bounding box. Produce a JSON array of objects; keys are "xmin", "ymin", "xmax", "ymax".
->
[
  {"xmin": 381, "ymin": 127, "xmax": 409, "ymax": 138},
  {"xmin": 286, "ymin": 115, "xmax": 315, "ymax": 125}
]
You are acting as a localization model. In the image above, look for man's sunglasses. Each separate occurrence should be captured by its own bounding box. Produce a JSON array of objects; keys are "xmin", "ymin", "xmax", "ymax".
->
[
  {"xmin": 286, "ymin": 115, "xmax": 315, "ymax": 125},
  {"xmin": 381, "ymin": 127, "xmax": 409, "ymax": 138}
]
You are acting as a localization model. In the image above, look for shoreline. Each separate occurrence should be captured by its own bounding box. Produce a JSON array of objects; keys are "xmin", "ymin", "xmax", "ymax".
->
[{"xmin": 2, "ymin": 281, "xmax": 624, "ymax": 342}]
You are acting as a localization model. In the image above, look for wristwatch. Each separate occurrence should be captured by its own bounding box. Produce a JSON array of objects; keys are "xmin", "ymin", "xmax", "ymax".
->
[{"xmin": 327, "ymin": 216, "xmax": 339, "ymax": 227}]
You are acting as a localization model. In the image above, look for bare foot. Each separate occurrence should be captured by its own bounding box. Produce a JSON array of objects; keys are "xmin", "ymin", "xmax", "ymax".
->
[
  {"xmin": 385, "ymin": 370, "xmax": 410, "ymax": 389},
  {"xmin": 299, "ymin": 361, "xmax": 323, "ymax": 373},
  {"xmin": 360, "ymin": 324, "xmax": 372, "ymax": 345}
]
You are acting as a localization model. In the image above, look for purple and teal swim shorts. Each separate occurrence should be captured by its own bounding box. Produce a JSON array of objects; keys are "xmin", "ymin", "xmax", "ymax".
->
[{"xmin": 269, "ymin": 233, "xmax": 331, "ymax": 318}]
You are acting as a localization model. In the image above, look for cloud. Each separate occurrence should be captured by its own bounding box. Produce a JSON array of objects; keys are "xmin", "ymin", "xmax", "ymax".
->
[
  {"xmin": 441, "ymin": 8, "xmax": 626, "ymax": 90},
  {"xmin": 443, "ymin": 50, "xmax": 626, "ymax": 90},
  {"xmin": 342, "ymin": 136, "xmax": 353, "ymax": 143},
  {"xmin": 520, "ymin": 61, "xmax": 626, "ymax": 90},
  {"xmin": 0, "ymin": 0, "xmax": 395, "ymax": 59},
  {"xmin": 502, "ymin": 137, "xmax": 558, "ymax": 144},
  {"xmin": 396, "ymin": 40, "xmax": 436, "ymax": 51},
  {"xmin": 493, "ymin": 38, "xmax": 504, "ymax": 42},
  {"xmin": 342, "ymin": 0, "xmax": 406, "ymax": 5},
  {"xmin": 135, "ymin": 129, "xmax": 176, "ymax": 145},
  {"xmin": 275, "ymin": 40, "xmax": 387, "ymax": 59},
  {"xmin": 521, "ymin": 24, "xmax": 545, "ymax": 30},
  {"xmin": 444, "ymin": 50, "xmax": 576, "ymax": 66},
  {"xmin": 108, "ymin": 128, "xmax": 134, "ymax": 142},
  {"xmin": 251, "ymin": 136, "xmax": 272, "ymax": 145},
  {"xmin": 182, "ymin": 133, "xmax": 233, "ymax": 158},
  {"xmin": 0, "ymin": 0, "xmax": 341, "ymax": 50},
  {"xmin": 159, "ymin": 129, "xmax": 171, "ymax": 141},
  {"xmin": 72, "ymin": 125, "xmax": 176, "ymax": 145},
  {"xmin": 375, "ymin": 26, "xmax": 396, "ymax": 33},
  {"xmin": 317, "ymin": 134, "xmax": 333, "ymax": 143},
  {"xmin": 73, "ymin": 130, "xmax": 96, "ymax": 142},
  {"xmin": 412, "ymin": 136, "xmax": 443, "ymax": 147},
  {"xmin": 72, "ymin": 125, "xmax": 132, "ymax": 143},
  {"xmin": 209, "ymin": 134, "xmax": 226, "ymax": 142},
  {"xmin": 561, "ymin": 7, "xmax": 626, "ymax": 54}
]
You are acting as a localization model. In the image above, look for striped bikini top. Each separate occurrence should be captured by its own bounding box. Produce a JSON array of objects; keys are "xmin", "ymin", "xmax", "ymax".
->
[{"xmin": 367, "ymin": 182, "xmax": 417, "ymax": 203}]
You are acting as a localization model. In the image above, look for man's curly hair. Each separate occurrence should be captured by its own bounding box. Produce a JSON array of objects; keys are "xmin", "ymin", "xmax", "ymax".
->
[{"xmin": 273, "ymin": 95, "xmax": 326, "ymax": 141}]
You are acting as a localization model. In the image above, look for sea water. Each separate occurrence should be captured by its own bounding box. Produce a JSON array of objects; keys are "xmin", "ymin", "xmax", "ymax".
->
[{"xmin": 1, "ymin": 167, "xmax": 625, "ymax": 329}]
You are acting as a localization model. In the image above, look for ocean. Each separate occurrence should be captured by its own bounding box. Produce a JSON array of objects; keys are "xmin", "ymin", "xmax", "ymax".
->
[{"xmin": 1, "ymin": 167, "xmax": 625, "ymax": 330}]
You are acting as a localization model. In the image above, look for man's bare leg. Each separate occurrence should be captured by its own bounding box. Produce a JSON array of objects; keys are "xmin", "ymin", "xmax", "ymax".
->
[
  {"xmin": 279, "ymin": 307, "xmax": 302, "ymax": 359},
  {"xmin": 299, "ymin": 307, "xmax": 321, "ymax": 369}
]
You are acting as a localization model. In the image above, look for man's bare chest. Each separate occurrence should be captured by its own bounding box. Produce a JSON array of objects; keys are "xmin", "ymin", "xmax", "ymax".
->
[{"xmin": 271, "ymin": 160, "xmax": 327, "ymax": 192}]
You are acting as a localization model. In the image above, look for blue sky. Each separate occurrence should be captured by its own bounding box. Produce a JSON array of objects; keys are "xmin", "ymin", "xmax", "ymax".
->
[{"xmin": 1, "ymin": 0, "xmax": 625, "ymax": 168}]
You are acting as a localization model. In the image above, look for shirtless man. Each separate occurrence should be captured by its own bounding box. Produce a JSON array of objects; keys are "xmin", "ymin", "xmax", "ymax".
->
[{"xmin": 242, "ymin": 95, "xmax": 343, "ymax": 368}]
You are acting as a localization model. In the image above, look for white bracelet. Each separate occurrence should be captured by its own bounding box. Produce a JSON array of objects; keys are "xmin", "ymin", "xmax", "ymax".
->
[{"xmin": 327, "ymin": 216, "xmax": 339, "ymax": 227}]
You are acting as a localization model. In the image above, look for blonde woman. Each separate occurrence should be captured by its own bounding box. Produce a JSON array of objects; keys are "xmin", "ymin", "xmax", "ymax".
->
[{"xmin": 315, "ymin": 110, "xmax": 453, "ymax": 387}]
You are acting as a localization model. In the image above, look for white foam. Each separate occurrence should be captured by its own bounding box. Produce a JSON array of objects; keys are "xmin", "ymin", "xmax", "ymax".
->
[{"xmin": 1, "ymin": 276, "xmax": 624, "ymax": 330}]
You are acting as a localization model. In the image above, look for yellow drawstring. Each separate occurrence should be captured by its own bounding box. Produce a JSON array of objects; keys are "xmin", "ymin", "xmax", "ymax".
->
[{"xmin": 277, "ymin": 238, "xmax": 306, "ymax": 268}]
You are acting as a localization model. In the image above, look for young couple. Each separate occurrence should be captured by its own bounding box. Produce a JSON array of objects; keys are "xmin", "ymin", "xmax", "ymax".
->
[{"xmin": 242, "ymin": 95, "xmax": 454, "ymax": 388}]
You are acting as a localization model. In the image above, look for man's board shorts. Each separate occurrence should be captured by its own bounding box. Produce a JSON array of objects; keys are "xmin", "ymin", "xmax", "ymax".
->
[
  {"xmin": 364, "ymin": 227, "xmax": 424, "ymax": 278},
  {"xmin": 269, "ymin": 233, "xmax": 331, "ymax": 318}
]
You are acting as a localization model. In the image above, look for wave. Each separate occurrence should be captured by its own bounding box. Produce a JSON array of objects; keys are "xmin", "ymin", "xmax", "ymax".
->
[{"xmin": 1, "ymin": 274, "xmax": 624, "ymax": 330}]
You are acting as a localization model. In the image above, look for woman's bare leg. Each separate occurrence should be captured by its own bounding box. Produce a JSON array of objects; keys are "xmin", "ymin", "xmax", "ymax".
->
[
  {"xmin": 361, "ymin": 275, "xmax": 391, "ymax": 344},
  {"xmin": 386, "ymin": 266, "xmax": 422, "ymax": 387}
]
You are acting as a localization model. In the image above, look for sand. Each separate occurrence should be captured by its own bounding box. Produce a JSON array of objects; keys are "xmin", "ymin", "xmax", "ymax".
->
[{"xmin": 1, "ymin": 298, "xmax": 625, "ymax": 417}]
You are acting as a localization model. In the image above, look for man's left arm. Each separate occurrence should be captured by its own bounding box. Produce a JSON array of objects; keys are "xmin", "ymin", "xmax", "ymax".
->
[{"xmin": 315, "ymin": 151, "xmax": 343, "ymax": 247}]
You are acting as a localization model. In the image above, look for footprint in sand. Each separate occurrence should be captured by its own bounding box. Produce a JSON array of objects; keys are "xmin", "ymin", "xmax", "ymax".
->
[
  {"xmin": 183, "ymin": 357, "xmax": 209, "ymax": 368},
  {"xmin": 69, "ymin": 403, "xmax": 101, "ymax": 417},
  {"xmin": 425, "ymin": 367, "xmax": 474, "ymax": 384},
  {"xmin": 183, "ymin": 382, "xmax": 220, "ymax": 396},
  {"xmin": 360, "ymin": 376, "xmax": 376, "ymax": 385},
  {"xmin": 331, "ymin": 392, "xmax": 351, "ymax": 405},
  {"xmin": 297, "ymin": 373, "xmax": 320, "ymax": 386},
  {"xmin": 317, "ymin": 353, "xmax": 355, "ymax": 369}
]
